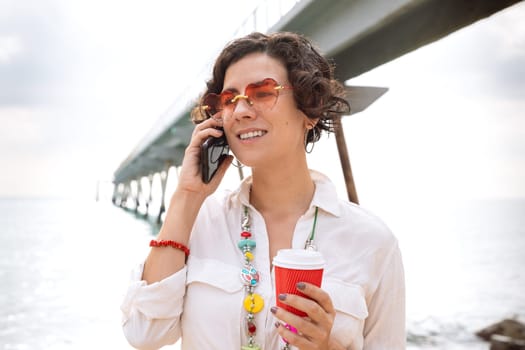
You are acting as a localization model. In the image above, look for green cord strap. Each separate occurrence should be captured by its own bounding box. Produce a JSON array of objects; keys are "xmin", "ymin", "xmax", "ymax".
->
[{"xmin": 309, "ymin": 206, "xmax": 319, "ymax": 242}]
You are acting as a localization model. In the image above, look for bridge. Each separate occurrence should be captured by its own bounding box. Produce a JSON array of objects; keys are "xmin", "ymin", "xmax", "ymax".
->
[{"xmin": 111, "ymin": 0, "xmax": 522, "ymax": 221}]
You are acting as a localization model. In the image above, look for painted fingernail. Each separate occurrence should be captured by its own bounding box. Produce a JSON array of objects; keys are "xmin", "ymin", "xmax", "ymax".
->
[
  {"xmin": 270, "ymin": 306, "xmax": 278, "ymax": 314},
  {"xmin": 274, "ymin": 321, "xmax": 281, "ymax": 328},
  {"xmin": 296, "ymin": 282, "xmax": 306, "ymax": 290},
  {"xmin": 285, "ymin": 323, "xmax": 298, "ymax": 334},
  {"xmin": 278, "ymin": 293, "xmax": 287, "ymax": 301}
]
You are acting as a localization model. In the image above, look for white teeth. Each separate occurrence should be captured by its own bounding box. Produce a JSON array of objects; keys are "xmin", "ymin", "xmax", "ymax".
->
[{"xmin": 239, "ymin": 130, "xmax": 266, "ymax": 140}]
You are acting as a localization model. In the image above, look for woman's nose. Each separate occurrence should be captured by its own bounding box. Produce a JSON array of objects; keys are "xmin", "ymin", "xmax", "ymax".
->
[{"xmin": 231, "ymin": 97, "xmax": 256, "ymax": 119}]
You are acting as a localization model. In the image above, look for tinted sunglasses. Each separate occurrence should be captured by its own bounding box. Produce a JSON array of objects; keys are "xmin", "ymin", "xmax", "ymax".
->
[{"xmin": 202, "ymin": 78, "xmax": 293, "ymax": 119}]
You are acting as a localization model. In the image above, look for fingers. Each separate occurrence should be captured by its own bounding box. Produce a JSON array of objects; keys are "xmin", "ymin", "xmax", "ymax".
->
[
  {"xmin": 295, "ymin": 282, "xmax": 335, "ymax": 318},
  {"xmin": 279, "ymin": 283, "xmax": 335, "ymax": 323},
  {"xmin": 177, "ymin": 117, "xmax": 230, "ymax": 191},
  {"xmin": 184, "ymin": 117, "xmax": 224, "ymax": 168},
  {"xmin": 275, "ymin": 321, "xmax": 314, "ymax": 349},
  {"xmin": 273, "ymin": 307, "xmax": 323, "ymax": 344},
  {"xmin": 271, "ymin": 283, "xmax": 336, "ymax": 349},
  {"xmin": 189, "ymin": 117, "xmax": 224, "ymax": 147}
]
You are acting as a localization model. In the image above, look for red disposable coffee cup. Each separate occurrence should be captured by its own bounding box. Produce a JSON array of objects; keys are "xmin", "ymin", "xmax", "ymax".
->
[{"xmin": 273, "ymin": 249, "xmax": 325, "ymax": 317}]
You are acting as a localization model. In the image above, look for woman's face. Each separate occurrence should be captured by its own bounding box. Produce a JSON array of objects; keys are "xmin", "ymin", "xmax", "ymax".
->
[{"xmin": 221, "ymin": 53, "xmax": 310, "ymax": 169}]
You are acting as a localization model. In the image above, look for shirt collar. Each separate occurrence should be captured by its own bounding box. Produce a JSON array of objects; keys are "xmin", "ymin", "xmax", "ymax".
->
[
  {"xmin": 309, "ymin": 170, "xmax": 341, "ymax": 217},
  {"xmin": 226, "ymin": 169, "xmax": 341, "ymax": 217}
]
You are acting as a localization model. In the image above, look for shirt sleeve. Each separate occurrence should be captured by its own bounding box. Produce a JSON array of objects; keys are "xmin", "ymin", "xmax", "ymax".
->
[
  {"xmin": 363, "ymin": 241, "xmax": 406, "ymax": 349},
  {"xmin": 120, "ymin": 262, "xmax": 187, "ymax": 350}
]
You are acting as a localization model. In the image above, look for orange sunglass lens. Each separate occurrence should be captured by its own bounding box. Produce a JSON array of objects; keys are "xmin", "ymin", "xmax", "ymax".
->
[
  {"xmin": 219, "ymin": 91, "xmax": 235, "ymax": 107},
  {"xmin": 203, "ymin": 94, "xmax": 220, "ymax": 117},
  {"xmin": 245, "ymin": 79, "xmax": 279, "ymax": 100}
]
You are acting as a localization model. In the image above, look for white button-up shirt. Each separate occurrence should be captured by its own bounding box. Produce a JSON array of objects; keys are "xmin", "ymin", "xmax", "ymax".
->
[{"xmin": 121, "ymin": 171, "xmax": 405, "ymax": 349}]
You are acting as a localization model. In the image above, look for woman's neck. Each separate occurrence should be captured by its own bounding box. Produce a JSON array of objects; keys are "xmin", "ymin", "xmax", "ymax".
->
[{"xmin": 249, "ymin": 163, "xmax": 315, "ymax": 218}]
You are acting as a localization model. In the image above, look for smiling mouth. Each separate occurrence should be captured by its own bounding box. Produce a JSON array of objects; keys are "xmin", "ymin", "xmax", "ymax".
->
[{"xmin": 239, "ymin": 130, "xmax": 267, "ymax": 140}]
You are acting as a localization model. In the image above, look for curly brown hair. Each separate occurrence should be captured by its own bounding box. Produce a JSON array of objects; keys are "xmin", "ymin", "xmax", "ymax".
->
[{"xmin": 193, "ymin": 31, "xmax": 350, "ymax": 144}]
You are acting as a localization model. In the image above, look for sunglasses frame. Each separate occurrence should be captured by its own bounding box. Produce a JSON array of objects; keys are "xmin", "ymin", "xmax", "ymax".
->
[{"xmin": 202, "ymin": 78, "xmax": 293, "ymax": 119}]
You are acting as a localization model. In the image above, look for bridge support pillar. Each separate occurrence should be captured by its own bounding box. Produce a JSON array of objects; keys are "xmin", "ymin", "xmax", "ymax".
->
[
  {"xmin": 145, "ymin": 174, "xmax": 153, "ymax": 217},
  {"xmin": 157, "ymin": 162, "xmax": 171, "ymax": 224},
  {"xmin": 112, "ymin": 182, "xmax": 118, "ymax": 205},
  {"xmin": 135, "ymin": 178, "xmax": 142, "ymax": 213},
  {"xmin": 334, "ymin": 116, "xmax": 359, "ymax": 204},
  {"xmin": 120, "ymin": 183, "xmax": 130, "ymax": 208}
]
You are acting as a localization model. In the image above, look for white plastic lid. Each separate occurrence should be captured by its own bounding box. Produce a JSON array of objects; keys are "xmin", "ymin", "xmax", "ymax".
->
[{"xmin": 272, "ymin": 249, "xmax": 325, "ymax": 270}]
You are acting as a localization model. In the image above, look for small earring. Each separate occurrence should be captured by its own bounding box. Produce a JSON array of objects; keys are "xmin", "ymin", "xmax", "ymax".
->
[{"xmin": 304, "ymin": 127, "xmax": 317, "ymax": 154}]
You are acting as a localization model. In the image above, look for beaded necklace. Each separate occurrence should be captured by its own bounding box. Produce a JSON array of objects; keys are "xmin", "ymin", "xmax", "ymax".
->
[{"xmin": 238, "ymin": 205, "xmax": 319, "ymax": 350}]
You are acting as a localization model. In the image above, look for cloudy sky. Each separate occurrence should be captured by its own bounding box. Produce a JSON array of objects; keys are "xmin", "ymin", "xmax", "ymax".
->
[
  {"xmin": 0, "ymin": 0, "xmax": 256, "ymax": 198},
  {"xmin": 1, "ymin": 0, "xmax": 524, "ymax": 202}
]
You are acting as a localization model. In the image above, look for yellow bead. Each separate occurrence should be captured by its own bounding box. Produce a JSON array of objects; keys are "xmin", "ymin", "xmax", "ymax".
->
[
  {"xmin": 243, "ymin": 293, "xmax": 264, "ymax": 313},
  {"xmin": 244, "ymin": 251, "xmax": 254, "ymax": 261}
]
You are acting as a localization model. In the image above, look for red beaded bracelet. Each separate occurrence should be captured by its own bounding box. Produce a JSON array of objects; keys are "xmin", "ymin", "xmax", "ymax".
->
[{"xmin": 149, "ymin": 239, "xmax": 190, "ymax": 258}]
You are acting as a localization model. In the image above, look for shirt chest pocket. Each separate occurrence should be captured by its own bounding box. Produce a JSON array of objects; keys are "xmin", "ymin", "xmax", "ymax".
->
[
  {"xmin": 323, "ymin": 278, "xmax": 369, "ymax": 349},
  {"xmin": 186, "ymin": 257, "xmax": 243, "ymax": 293},
  {"xmin": 183, "ymin": 257, "xmax": 245, "ymax": 336}
]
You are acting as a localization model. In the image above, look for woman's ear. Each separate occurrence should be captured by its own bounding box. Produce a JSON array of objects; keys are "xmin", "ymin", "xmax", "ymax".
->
[{"xmin": 304, "ymin": 117, "xmax": 319, "ymax": 130}]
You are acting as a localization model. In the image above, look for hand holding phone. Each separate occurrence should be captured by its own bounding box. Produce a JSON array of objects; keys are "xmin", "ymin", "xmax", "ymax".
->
[{"xmin": 200, "ymin": 128, "xmax": 230, "ymax": 183}]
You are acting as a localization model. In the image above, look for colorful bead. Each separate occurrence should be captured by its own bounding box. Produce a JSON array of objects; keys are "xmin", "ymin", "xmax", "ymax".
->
[
  {"xmin": 240, "ymin": 265, "xmax": 260, "ymax": 286},
  {"xmin": 247, "ymin": 321, "xmax": 257, "ymax": 334},
  {"xmin": 243, "ymin": 293, "xmax": 264, "ymax": 313},
  {"xmin": 238, "ymin": 239, "xmax": 256, "ymax": 250},
  {"xmin": 244, "ymin": 251, "xmax": 254, "ymax": 261},
  {"xmin": 239, "ymin": 207, "xmax": 262, "ymax": 350}
]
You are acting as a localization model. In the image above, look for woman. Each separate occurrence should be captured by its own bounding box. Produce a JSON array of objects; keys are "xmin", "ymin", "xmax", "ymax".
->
[{"xmin": 121, "ymin": 31, "xmax": 405, "ymax": 350}]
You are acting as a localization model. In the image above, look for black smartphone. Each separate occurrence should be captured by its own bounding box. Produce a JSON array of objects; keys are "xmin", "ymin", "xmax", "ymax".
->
[{"xmin": 200, "ymin": 128, "xmax": 230, "ymax": 183}]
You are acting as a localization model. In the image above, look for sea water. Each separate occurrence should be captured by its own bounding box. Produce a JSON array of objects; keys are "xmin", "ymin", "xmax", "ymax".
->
[{"xmin": 0, "ymin": 198, "xmax": 153, "ymax": 349}]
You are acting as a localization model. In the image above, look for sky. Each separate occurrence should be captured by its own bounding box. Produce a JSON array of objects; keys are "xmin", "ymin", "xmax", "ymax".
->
[{"xmin": 1, "ymin": 0, "xmax": 524, "ymax": 202}]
